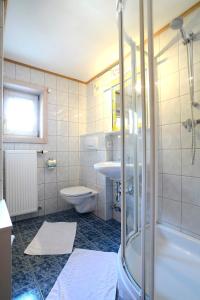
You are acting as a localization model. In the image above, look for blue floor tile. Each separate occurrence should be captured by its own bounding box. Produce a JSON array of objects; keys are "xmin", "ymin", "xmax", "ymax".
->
[
  {"xmin": 12, "ymin": 270, "xmax": 36, "ymax": 292},
  {"xmin": 38, "ymin": 277, "xmax": 56, "ymax": 299},
  {"xmin": 12, "ymin": 255, "xmax": 30, "ymax": 273},
  {"xmin": 33, "ymin": 261, "xmax": 62, "ymax": 282},
  {"xmin": 12, "ymin": 210, "xmax": 120, "ymax": 298}
]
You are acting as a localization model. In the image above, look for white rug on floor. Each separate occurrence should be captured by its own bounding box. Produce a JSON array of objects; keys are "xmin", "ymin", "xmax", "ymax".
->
[
  {"xmin": 46, "ymin": 248, "xmax": 118, "ymax": 300},
  {"xmin": 24, "ymin": 221, "xmax": 77, "ymax": 255}
]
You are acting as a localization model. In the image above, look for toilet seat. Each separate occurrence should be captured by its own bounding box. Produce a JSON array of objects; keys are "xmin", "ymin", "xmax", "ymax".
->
[
  {"xmin": 60, "ymin": 186, "xmax": 96, "ymax": 197},
  {"xmin": 60, "ymin": 186, "xmax": 98, "ymax": 213}
]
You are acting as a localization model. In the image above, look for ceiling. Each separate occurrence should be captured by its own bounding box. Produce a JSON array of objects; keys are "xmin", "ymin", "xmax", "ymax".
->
[{"xmin": 4, "ymin": 0, "xmax": 199, "ymax": 82}]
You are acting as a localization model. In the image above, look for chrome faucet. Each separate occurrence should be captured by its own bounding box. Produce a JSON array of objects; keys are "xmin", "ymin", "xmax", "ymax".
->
[{"xmin": 182, "ymin": 118, "xmax": 200, "ymax": 132}]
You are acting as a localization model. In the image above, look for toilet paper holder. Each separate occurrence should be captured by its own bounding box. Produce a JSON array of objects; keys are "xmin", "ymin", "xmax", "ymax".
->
[{"xmin": 46, "ymin": 158, "xmax": 57, "ymax": 169}]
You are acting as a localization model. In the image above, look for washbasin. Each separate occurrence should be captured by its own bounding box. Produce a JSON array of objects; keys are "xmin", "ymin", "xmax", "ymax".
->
[{"xmin": 94, "ymin": 161, "xmax": 134, "ymax": 181}]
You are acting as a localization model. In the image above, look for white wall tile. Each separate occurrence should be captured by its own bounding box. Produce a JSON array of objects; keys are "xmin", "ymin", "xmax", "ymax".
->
[
  {"xmin": 48, "ymin": 89, "xmax": 57, "ymax": 105},
  {"xmin": 159, "ymin": 49, "xmax": 179, "ymax": 78},
  {"xmin": 48, "ymin": 120, "xmax": 57, "ymax": 136},
  {"xmin": 48, "ymin": 104, "xmax": 57, "ymax": 120},
  {"xmin": 68, "ymin": 122, "xmax": 78, "ymax": 137},
  {"xmin": 44, "ymin": 168, "xmax": 57, "ymax": 183},
  {"xmin": 182, "ymin": 203, "xmax": 200, "ymax": 236},
  {"xmin": 37, "ymin": 154, "xmax": 45, "ymax": 168},
  {"xmin": 162, "ymin": 149, "xmax": 181, "ymax": 175},
  {"xmin": 78, "ymin": 83, "xmax": 87, "ymax": 97},
  {"xmin": 45, "ymin": 135, "xmax": 57, "ymax": 151},
  {"xmin": 38, "ymin": 184, "xmax": 45, "ymax": 201},
  {"xmin": 68, "ymin": 80, "xmax": 78, "ymax": 94},
  {"xmin": 16, "ymin": 65, "xmax": 31, "ymax": 82},
  {"xmin": 69, "ymin": 107, "xmax": 79, "ymax": 122},
  {"xmin": 182, "ymin": 149, "xmax": 200, "ymax": 177},
  {"xmin": 30, "ymin": 69, "xmax": 45, "ymax": 86},
  {"xmin": 57, "ymin": 121, "xmax": 68, "ymax": 136},
  {"xmin": 69, "ymin": 93, "xmax": 78, "ymax": 109},
  {"xmin": 160, "ymin": 72, "xmax": 179, "ymax": 101},
  {"xmin": 161, "ymin": 198, "xmax": 181, "ymax": 227},
  {"xmin": 45, "ymin": 198, "xmax": 58, "ymax": 214},
  {"xmin": 4, "ymin": 61, "xmax": 15, "ymax": 79},
  {"xmin": 45, "ymin": 73, "xmax": 57, "ymax": 89},
  {"xmin": 57, "ymin": 136, "xmax": 68, "ymax": 151},
  {"xmin": 37, "ymin": 168, "xmax": 44, "ymax": 184},
  {"xmin": 160, "ymin": 98, "xmax": 180, "ymax": 125},
  {"xmin": 57, "ymin": 167, "xmax": 68, "ymax": 182},
  {"xmin": 56, "ymin": 77, "xmax": 68, "ymax": 92},
  {"xmin": 57, "ymin": 151, "xmax": 68, "ymax": 166},
  {"xmin": 182, "ymin": 176, "xmax": 200, "ymax": 206},
  {"xmin": 68, "ymin": 137, "xmax": 79, "ymax": 152},
  {"xmin": 57, "ymin": 105, "xmax": 68, "ymax": 121},
  {"xmin": 163, "ymin": 174, "xmax": 181, "ymax": 201},
  {"xmin": 69, "ymin": 166, "xmax": 79, "ymax": 182},
  {"xmin": 162, "ymin": 124, "xmax": 181, "ymax": 149},
  {"xmin": 45, "ymin": 182, "xmax": 57, "ymax": 199},
  {"xmin": 69, "ymin": 152, "xmax": 79, "ymax": 166},
  {"xmin": 57, "ymin": 91, "xmax": 68, "ymax": 106}
]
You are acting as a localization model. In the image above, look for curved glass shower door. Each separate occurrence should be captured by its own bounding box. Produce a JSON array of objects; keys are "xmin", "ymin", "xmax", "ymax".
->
[
  {"xmin": 118, "ymin": 0, "xmax": 155, "ymax": 299},
  {"xmin": 122, "ymin": 0, "xmax": 143, "ymax": 288}
]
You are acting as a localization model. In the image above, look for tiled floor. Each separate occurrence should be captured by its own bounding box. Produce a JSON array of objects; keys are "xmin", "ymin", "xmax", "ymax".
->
[{"xmin": 12, "ymin": 209, "xmax": 121, "ymax": 299}]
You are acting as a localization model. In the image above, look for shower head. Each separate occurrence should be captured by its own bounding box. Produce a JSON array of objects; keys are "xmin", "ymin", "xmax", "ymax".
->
[
  {"xmin": 170, "ymin": 16, "xmax": 188, "ymax": 43},
  {"xmin": 170, "ymin": 17, "xmax": 183, "ymax": 30}
]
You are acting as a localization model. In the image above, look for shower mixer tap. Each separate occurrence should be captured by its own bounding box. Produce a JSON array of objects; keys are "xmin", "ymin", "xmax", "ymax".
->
[
  {"xmin": 192, "ymin": 102, "xmax": 200, "ymax": 109},
  {"xmin": 182, "ymin": 118, "xmax": 200, "ymax": 132}
]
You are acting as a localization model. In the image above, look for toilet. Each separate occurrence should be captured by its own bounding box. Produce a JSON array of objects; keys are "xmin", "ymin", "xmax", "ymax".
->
[{"xmin": 60, "ymin": 186, "xmax": 98, "ymax": 213}]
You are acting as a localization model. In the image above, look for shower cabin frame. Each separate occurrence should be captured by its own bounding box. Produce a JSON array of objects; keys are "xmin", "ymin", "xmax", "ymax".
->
[{"xmin": 117, "ymin": 0, "xmax": 156, "ymax": 299}]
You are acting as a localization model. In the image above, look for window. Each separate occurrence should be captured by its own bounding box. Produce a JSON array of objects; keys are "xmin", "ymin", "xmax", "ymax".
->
[{"xmin": 3, "ymin": 80, "xmax": 48, "ymax": 143}]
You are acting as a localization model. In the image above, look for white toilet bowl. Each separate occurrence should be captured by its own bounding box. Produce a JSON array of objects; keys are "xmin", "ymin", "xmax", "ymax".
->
[{"xmin": 60, "ymin": 186, "xmax": 98, "ymax": 213}]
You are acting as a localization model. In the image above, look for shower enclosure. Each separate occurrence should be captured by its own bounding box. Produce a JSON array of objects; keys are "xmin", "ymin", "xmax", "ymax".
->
[{"xmin": 117, "ymin": 0, "xmax": 200, "ymax": 299}]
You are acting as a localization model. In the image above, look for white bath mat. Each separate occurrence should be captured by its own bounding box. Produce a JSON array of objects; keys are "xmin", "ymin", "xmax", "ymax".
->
[
  {"xmin": 46, "ymin": 248, "xmax": 118, "ymax": 300},
  {"xmin": 24, "ymin": 221, "xmax": 77, "ymax": 255}
]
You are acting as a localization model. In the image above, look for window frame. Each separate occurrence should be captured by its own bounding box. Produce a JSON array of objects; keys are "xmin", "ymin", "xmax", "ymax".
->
[{"xmin": 3, "ymin": 79, "xmax": 48, "ymax": 144}]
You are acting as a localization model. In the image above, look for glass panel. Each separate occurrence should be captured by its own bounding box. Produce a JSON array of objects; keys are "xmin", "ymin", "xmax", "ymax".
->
[
  {"xmin": 122, "ymin": 0, "xmax": 143, "ymax": 288},
  {"xmin": 122, "ymin": 0, "xmax": 152, "ymax": 298}
]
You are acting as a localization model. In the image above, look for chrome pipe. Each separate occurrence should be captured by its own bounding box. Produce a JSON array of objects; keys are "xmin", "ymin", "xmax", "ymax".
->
[
  {"xmin": 147, "ymin": 0, "xmax": 156, "ymax": 299},
  {"xmin": 186, "ymin": 39, "xmax": 196, "ymax": 164},
  {"xmin": 118, "ymin": 0, "xmax": 126, "ymax": 261},
  {"xmin": 139, "ymin": 0, "xmax": 146, "ymax": 298}
]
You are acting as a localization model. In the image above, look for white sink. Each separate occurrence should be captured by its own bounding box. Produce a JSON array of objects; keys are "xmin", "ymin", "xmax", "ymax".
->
[{"xmin": 94, "ymin": 161, "xmax": 134, "ymax": 181}]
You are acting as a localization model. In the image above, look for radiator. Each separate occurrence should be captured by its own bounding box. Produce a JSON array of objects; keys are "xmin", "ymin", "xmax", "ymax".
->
[{"xmin": 5, "ymin": 150, "xmax": 38, "ymax": 217}]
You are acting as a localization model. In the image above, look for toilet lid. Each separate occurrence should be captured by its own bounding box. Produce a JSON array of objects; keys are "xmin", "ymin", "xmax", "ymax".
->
[{"xmin": 60, "ymin": 186, "xmax": 93, "ymax": 197}]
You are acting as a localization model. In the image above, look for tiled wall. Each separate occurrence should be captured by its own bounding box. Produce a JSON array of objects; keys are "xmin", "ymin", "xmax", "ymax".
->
[
  {"xmin": 157, "ymin": 8, "xmax": 200, "ymax": 238},
  {"xmin": 84, "ymin": 7, "xmax": 200, "ymax": 234},
  {"xmin": 86, "ymin": 69, "xmax": 116, "ymax": 134},
  {"xmin": 0, "ymin": 1, "xmax": 3, "ymax": 199},
  {"xmin": 79, "ymin": 133, "xmax": 113, "ymax": 220},
  {"xmin": 3, "ymin": 61, "xmax": 87, "ymax": 219},
  {"xmin": 78, "ymin": 68, "xmax": 118, "ymax": 220}
]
